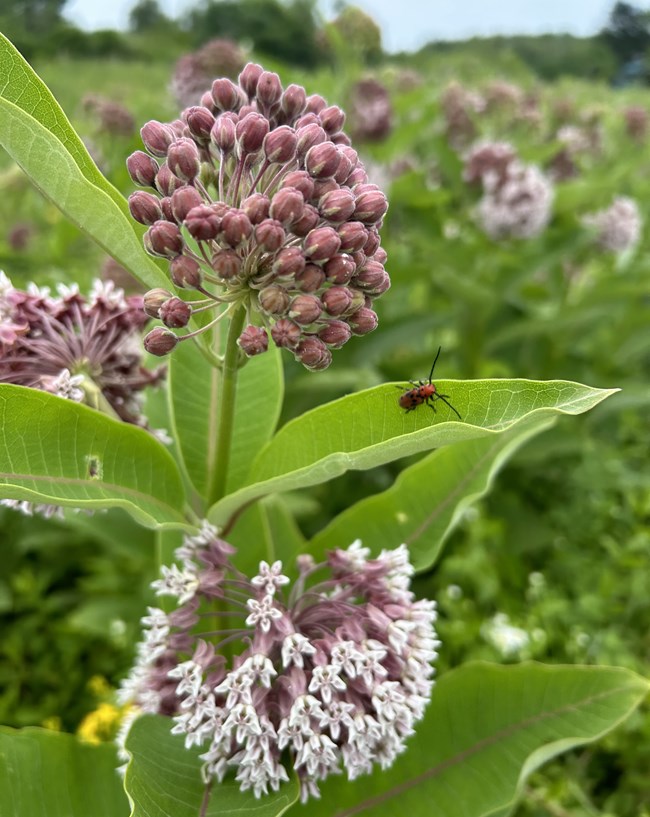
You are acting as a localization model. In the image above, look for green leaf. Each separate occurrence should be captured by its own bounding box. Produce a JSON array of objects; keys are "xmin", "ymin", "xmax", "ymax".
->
[
  {"xmin": 168, "ymin": 341, "xmax": 283, "ymax": 503},
  {"xmin": 0, "ymin": 385, "xmax": 188, "ymax": 530},
  {"xmin": 0, "ymin": 96, "xmax": 168, "ymax": 291},
  {"xmin": 208, "ymin": 380, "xmax": 616, "ymax": 528},
  {"xmin": 307, "ymin": 414, "xmax": 555, "ymax": 571},
  {"xmin": 124, "ymin": 715, "xmax": 300, "ymax": 817},
  {"xmin": 0, "ymin": 726, "xmax": 128, "ymax": 817},
  {"xmin": 0, "ymin": 32, "xmax": 125, "ymax": 210},
  {"xmin": 304, "ymin": 662, "xmax": 649, "ymax": 817}
]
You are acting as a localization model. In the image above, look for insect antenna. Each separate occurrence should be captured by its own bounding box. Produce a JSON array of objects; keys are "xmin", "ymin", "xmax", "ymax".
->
[{"xmin": 427, "ymin": 346, "xmax": 442, "ymax": 383}]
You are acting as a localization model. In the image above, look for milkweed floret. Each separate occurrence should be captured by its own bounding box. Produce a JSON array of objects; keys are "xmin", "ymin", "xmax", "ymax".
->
[
  {"xmin": 119, "ymin": 525, "xmax": 439, "ymax": 802},
  {"xmin": 128, "ymin": 63, "xmax": 390, "ymax": 371}
]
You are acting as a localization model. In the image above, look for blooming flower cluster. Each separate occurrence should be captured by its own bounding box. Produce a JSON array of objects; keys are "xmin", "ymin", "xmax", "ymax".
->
[
  {"xmin": 440, "ymin": 81, "xmax": 484, "ymax": 148},
  {"xmin": 119, "ymin": 524, "xmax": 438, "ymax": 802},
  {"xmin": 583, "ymin": 196, "xmax": 642, "ymax": 253},
  {"xmin": 128, "ymin": 62, "xmax": 390, "ymax": 371},
  {"xmin": 0, "ymin": 272, "xmax": 164, "ymax": 423},
  {"xmin": 82, "ymin": 94, "xmax": 135, "ymax": 137},
  {"xmin": 624, "ymin": 105, "xmax": 648, "ymax": 142},
  {"xmin": 171, "ymin": 39, "xmax": 246, "ymax": 110},
  {"xmin": 464, "ymin": 142, "xmax": 553, "ymax": 240}
]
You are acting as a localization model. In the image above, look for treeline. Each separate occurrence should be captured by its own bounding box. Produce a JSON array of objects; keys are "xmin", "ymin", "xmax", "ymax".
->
[{"xmin": 3, "ymin": 0, "xmax": 650, "ymax": 85}]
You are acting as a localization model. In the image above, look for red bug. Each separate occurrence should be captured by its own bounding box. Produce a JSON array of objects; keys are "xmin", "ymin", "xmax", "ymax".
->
[{"xmin": 397, "ymin": 347, "xmax": 462, "ymax": 420}]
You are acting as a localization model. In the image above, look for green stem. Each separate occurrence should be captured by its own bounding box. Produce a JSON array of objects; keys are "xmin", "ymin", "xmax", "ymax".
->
[{"xmin": 208, "ymin": 304, "xmax": 246, "ymax": 505}]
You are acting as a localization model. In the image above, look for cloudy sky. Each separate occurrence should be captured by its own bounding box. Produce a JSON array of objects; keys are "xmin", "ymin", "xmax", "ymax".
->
[{"xmin": 63, "ymin": 0, "xmax": 640, "ymax": 53}]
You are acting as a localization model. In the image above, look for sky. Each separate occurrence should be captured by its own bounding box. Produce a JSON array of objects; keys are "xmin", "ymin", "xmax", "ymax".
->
[{"xmin": 62, "ymin": 0, "xmax": 643, "ymax": 53}]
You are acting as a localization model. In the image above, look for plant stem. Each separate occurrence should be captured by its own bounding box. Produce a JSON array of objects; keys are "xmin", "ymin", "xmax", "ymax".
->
[{"xmin": 208, "ymin": 303, "xmax": 246, "ymax": 505}]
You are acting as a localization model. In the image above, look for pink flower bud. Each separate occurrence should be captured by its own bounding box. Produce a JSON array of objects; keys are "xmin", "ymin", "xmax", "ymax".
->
[
  {"xmin": 281, "ymin": 170, "xmax": 315, "ymax": 200},
  {"xmin": 332, "ymin": 131, "xmax": 352, "ymax": 146},
  {"xmin": 167, "ymin": 138, "xmax": 201, "ymax": 181},
  {"xmin": 332, "ymin": 158, "xmax": 352, "ymax": 187},
  {"xmin": 312, "ymin": 178, "xmax": 338, "ymax": 200},
  {"xmin": 324, "ymin": 253, "xmax": 356, "ymax": 284},
  {"xmin": 170, "ymin": 255, "xmax": 202, "ymax": 288},
  {"xmin": 364, "ymin": 229, "xmax": 381, "ymax": 256},
  {"xmin": 306, "ymin": 94, "xmax": 327, "ymax": 114},
  {"xmin": 143, "ymin": 288, "xmax": 172, "ymax": 318},
  {"xmin": 305, "ymin": 142, "xmax": 341, "ymax": 179},
  {"xmin": 171, "ymin": 186, "xmax": 203, "ymax": 223},
  {"xmin": 211, "ymin": 78, "xmax": 242, "ymax": 112},
  {"xmin": 319, "ymin": 319, "xmax": 352, "ymax": 348},
  {"xmin": 295, "ymin": 336, "xmax": 332, "ymax": 370},
  {"xmin": 373, "ymin": 247, "xmax": 388, "ymax": 264},
  {"xmin": 185, "ymin": 205, "xmax": 221, "ymax": 241},
  {"xmin": 129, "ymin": 191, "xmax": 163, "ymax": 225},
  {"xmin": 295, "ymin": 113, "xmax": 321, "ymax": 128},
  {"xmin": 200, "ymin": 90, "xmax": 215, "ymax": 112},
  {"xmin": 321, "ymin": 285, "xmax": 353, "ymax": 315},
  {"xmin": 184, "ymin": 106, "xmax": 215, "ymax": 141},
  {"xmin": 292, "ymin": 204, "xmax": 320, "ymax": 237},
  {"xmin": 211, "ymin": 115, "xmax": 236, "ymax": 153},
  {"xmin": 140, "ymin": 120, "xmax": 174, "ymax": 157},
  {"xmin": 296, "ymin": 123, "xmax": 327, "ymax": 158},
  {"xmin": 238, "ymin": 324, "xmax": 269, "ymax": 356},
  {"xmin": 256, "ymin": 71, "xmax": 283, "ymax": 109},
  {"xmin": 348, "ymin": 306, "xmax": 378, "ymax": 335},
  {"xmin": 271, "ymin": 318, "xmax": 301, "ymax": 349},
  {"xmin": 354, "ymin": 260, "xmax": 390, "ymax": 295},
  {"xmin": 259, "ymin": 285, "xmax": 290, "ymax": 315},
  {"xmin": 212, "ymin": 249, "xmax": 241, "ymax": 280},
  {"xmin": 303, "ymin": 226, "xmax": 341, "ymax": 262},
  {"xmin": 320, "ymin": 105, "xmax": 346, "ymax": 134},
  {"xmin": 255, "ymin": 219, "xmax": 286, "ymax": 252},
  {"xmin": 127, "ymin": 150, "xmax": 159, "ymax": 186},
  {"xmin": 289, "ymin": 294, "xmax": 322, "ymax": 325},
  {"xmin": 264, "ymin": 126, "xmax": 297, "ymax": 163},
  {"xmin": 241, "ymin": 193, "xmax": 270, "ymax": 224},
  {"xmin": 220, "ymin": 209, "xmax": 253, "ymax": 247},
  {"xmin": 270, "ymin": 187, "xmax": 304, "ymax": 226},
  {"xmin": 347, "ymin": 167, "xmax": 368, "ymax": 187},
  {"xmin": 155, "ymin": 164, "xmax": 186, "ymax": 196},
  {"xmin": 160, "ymin": 297, "xmax": 192, "ymax": 328},
  {"xmin": 239, "ymin": 63, "xmax": 264, "ymax": 98},
  {"xmin": 295, "ymin": 263, "xmax": 325, "ymax": 292},
  {"xmin": 145, "ymin": 221, "xmax": 184, "ymax": 258},
  {"xmin": 337, "ymin": 221, "xmax": 368, "ymax": 253},
  {"xmin": 144, "ymin": 326, "xmax": 178, "ymax": 356},
  {"xmin": 272, "ymin": 247, "xmax": 305, "ymax": 278},
  {"xmin": 281, "ymin": 84, "xmax": 307, "ymax": 120},
  {"xmin": 354, "ymin": 190, "xmax": 388, "ymax": 225},
  {"xmin": 236, "ymin": 112, "xmax": 269, "ymax": 155},
  {"xmin": 319, "ymin": 188, "xmax": 356, "ymax": 222},
  {"xmin": 160, "ymin": 197, "xmax": 174, "ymax": 222}
]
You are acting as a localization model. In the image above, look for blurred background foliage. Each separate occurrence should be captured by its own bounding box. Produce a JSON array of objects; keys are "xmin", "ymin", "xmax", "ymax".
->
[{"xmin": 1, "ymin": 1, "xmax": 649, "ymax": 815}]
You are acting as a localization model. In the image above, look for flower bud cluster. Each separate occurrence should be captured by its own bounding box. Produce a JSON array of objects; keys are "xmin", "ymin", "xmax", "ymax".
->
[
  {"xmin": 624, "ymin": 105, "xmax": 648, "ymax": 142},
  {"xmin": 464, "ymin": 143, "xmax": 554, "ymax": 241},
  {"xmin": 583, "ymin": 196, "xmax": 642, "ymax": 253},
  {"xmin": 348, "ymin": 78, "xmax": 393, "ymax": 142},
  {"xmin": 0, "ymin": 272, "xmax": 164, "ymax": 423},
  {"xmin": 171, "ymin": 39, "xmax": 246, "ymax": 109},
  {"xmin": 128, "ymin": 62, "xmax": 389, "ymax": 370},
  {"xmin": 82, "ymin": 94, "xmax": 135, "ymax": 137},
  {"xmin": 119, "ymin": 527, "xmax": 438, "ymax": 802}
]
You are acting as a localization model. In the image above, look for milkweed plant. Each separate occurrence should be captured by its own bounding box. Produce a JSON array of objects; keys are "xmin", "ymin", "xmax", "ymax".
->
[{"xmin": 0, "ymin": 32, "xmax": 647, "ymax": 817}]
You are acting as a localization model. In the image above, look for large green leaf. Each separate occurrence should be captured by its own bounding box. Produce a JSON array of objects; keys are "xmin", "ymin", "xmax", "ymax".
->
[
  {"xmin": 0, "ymin": 96, "xmax": 167, "ymax": 291},
  {"xmin": 302, "ymin": 662, "xmax": 649, "ymax": 817},
  {"xmin": 168, "ymin": 340, "xmax": 283, "ymax": 503},
  {"xmin": 124, "ymin": 715, "xmax": 300, "ymax": 817},
  {"xmin": 307, "ymin": 414, "xmax": 555, "ymax": 571},
  {"xmin": 0, "ymin": 385, "xmax": 188, "ymax": 529},
  {"xmin": 208, "ymin": 380, "xmax": 616, "ymax": 528},
  {"xmin": 0, "ymin": 726, "xmax": 128, "ymax": 817}
]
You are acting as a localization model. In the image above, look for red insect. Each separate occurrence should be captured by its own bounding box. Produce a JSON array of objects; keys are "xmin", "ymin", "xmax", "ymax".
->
[{"xmin": 397, "ymin": 347, "xmax": 462, "ymax": 420}]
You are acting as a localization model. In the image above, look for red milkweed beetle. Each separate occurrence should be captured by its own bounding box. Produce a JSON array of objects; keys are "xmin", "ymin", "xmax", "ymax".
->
[{"xmin": 397, "ymin": 347, "xmax": 462, "ymax": 420}]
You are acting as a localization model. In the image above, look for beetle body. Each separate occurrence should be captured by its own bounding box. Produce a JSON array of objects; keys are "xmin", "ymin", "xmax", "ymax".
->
[{"xmin": 397, "ymin": 347, "xmax": 462, "ymax": 420}]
